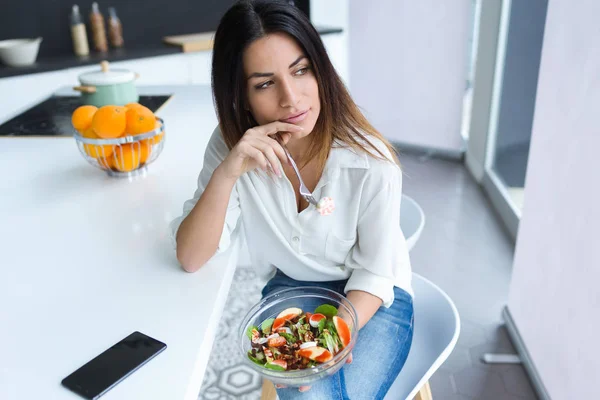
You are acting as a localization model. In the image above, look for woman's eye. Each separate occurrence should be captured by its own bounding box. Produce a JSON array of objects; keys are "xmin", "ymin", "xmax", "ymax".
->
[
  {"xmin": 295, "ymin": 67, "xmax": 309, "ymax": 76},
  {"xmin": 256, "ymin": 81, "xmax": 273, "ymax": 90}
]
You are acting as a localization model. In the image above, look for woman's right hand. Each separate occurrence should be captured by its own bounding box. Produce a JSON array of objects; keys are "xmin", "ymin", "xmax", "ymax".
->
[{"xmin": 219, "ymin": 122, "xmax": 303, "ymax": 180}]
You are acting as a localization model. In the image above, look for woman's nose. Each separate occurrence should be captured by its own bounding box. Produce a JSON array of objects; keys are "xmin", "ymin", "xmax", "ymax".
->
[{"xmin": 279, "ymin": 78, "xmax": 299, "ymax": 108}]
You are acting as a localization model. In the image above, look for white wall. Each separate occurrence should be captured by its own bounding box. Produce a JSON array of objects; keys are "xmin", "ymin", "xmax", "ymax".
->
[
  {"xmin": 348, "ymin": 0, "xmax": 471, "ymax": 152},
  {"xmin": 310, "ymin": 0, "xmax": 350, "ymax": 86},
  {"xmin": 507, "ymin": 1, "xmax": 600, "ymax": 399}
]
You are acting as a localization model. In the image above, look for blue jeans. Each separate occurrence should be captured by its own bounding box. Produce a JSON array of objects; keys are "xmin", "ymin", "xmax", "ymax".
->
[{"xmin": 261, "ymin": 270, "xmax": 414, "ymax": 400}]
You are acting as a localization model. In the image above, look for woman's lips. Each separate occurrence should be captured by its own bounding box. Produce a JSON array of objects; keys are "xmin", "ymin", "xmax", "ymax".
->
[{"xmin": 281, "ymin": 110, "xmax": 309, "ymax": 124}]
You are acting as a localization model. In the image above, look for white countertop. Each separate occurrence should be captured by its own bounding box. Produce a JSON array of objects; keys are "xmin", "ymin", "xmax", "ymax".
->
[{"xmin": 0, "ymin": 86, "xmax": 241, "ymax": 399}]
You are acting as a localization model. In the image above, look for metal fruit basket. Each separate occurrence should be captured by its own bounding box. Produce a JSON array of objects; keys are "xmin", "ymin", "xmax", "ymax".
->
[{"xmin": 73, "ymin": 117, "xmax": 166, "ymax": 177}]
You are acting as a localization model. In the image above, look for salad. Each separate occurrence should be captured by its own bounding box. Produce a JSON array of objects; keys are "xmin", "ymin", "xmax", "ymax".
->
[{"xmin": 245, "ymin": 304, "xmax": 351, "ymax": 371}]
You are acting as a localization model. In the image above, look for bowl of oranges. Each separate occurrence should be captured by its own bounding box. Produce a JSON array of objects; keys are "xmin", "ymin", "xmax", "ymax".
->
[{"xmin": 71, "ymin": 103, "xmax": 165, "ymax": 177}]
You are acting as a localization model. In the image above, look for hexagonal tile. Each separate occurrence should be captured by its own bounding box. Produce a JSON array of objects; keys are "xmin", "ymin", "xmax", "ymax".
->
[
  {"xmin": 501, "ymin": 366, "xmax": 537, "ymax": 399},
  {"xmin": 454, "ymin": 367, "xmax": 506, "ymax": 398},
  {"xmin": 229, "ymin": 370, "xmax": 252, "ymax": 387},
  {"xmin": 440, "ymin": 345, "xmax": 473, "ymax": 373},
  {"xmin": 217, "ymin": 364, "xmax": 262, "ymax": 396},
  {"xmin": 199, "ymin": 366, "xmax": 218, "ymax": 390},
  {"xmin": 200, "ymin": 384, "xmax": 236, "ymax": 399}
]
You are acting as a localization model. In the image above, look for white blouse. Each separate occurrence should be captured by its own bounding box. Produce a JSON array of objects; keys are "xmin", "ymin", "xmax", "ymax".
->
[{"xmin": 169, "ymin": 126, "xmax": 413, "ymax": 308}]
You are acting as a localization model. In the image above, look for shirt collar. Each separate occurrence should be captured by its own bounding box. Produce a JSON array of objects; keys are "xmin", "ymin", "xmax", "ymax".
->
[
  {"xmin": 326, "ymin": 141, "xmax": 370, "ymax": 170},
  {"xmin": 315, "ymin": 142, "xmax": 370, "ymax": 189}
]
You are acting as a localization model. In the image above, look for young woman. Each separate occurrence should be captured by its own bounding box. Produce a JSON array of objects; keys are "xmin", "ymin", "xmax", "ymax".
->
[{"xmin": 170, "ymin": 1, "xmax": 414, "ymax": 398}]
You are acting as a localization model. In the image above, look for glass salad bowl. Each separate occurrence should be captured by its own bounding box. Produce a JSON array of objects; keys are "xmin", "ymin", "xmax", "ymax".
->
[{"xmin": 238, "ymin": 286, "xmax": 359, "ymax": 388}]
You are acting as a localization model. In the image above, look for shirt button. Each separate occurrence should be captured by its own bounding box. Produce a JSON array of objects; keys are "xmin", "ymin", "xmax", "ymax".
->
[{"xmin": 292, "ymin": 236, "xmax": 300, "ymax": 242}]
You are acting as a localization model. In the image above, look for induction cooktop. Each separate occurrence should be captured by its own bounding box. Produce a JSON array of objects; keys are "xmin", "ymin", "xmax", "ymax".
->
[{"xmin": 0, "ymin": 95, "xmax": 172, "ymax": 137}]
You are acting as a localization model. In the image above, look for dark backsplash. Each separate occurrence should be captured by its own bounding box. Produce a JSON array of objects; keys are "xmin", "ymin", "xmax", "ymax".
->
[{"xmin": 0, "ymin": 0, "xmax": 310, "ymax": 59}]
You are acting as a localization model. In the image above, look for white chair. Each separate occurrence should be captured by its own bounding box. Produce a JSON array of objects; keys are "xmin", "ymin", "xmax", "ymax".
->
[
  {"xmin": 401, "ymin": 195, "xmax": 425, "ymax": 251},
  {"xmin": 384, "ymin": 273, "xmax": 461, "ymax": 400},
  {"xmin": 385, "ymin": 196, "xmax": 460, "ymax": 399}
]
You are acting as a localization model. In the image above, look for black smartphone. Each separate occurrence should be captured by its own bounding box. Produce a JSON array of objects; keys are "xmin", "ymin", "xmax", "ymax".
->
[{"xmin": 61, "ymin": 331, "xmax": 167, "ymax": 400}]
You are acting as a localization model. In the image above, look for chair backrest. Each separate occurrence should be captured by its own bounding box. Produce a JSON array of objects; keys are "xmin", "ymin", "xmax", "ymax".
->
[
  {"xmin": 385, "ymin": 273, "xmax": 461, "ymax": 400},
  {"xmin": 400, "ymin": 195, "xmax": 425, "ymax": 251}
]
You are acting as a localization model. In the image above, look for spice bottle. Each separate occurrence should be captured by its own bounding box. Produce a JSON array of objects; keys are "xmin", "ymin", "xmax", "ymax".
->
[
  {"xmin": 89, "ymin": 2, "xmax": 108, "ymax": 52},
  {"xmin": 70, "ymin": 5, "xmax": 89, "ymax": 56},
  {"xmin": 107, "ymin": 7, "xmax": 124, "ymax": 48}
]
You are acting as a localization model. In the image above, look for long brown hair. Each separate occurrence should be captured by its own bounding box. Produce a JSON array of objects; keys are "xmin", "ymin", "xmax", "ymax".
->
[{"xmin": 212, "ymin": 0, "xmax": 399, "ymax": 172}]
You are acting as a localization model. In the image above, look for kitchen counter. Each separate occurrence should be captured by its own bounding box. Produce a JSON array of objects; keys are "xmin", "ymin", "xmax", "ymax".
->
[
  {"xmin": 0, "ymin": 26, "xmax": 343, "ymax": 79},
  {"xmin": 0, "ymin": 85, "xmax": 242, "ymax": 399}
]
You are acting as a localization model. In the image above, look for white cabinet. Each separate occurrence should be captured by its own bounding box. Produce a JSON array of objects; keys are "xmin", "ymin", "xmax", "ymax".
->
[
  {"xmin": 0, "ymin": 70, "xmax": 73, "ymax": 123},
  {"xmin": 110, "ymin": 54, "xmax": 191, "ymax": 85},
  {"xmin": 188, "ymin": 51, "xmax": 213, "ymax": 85},
  {"xmin": 321, "ymin": 33, "xmax": 349, "ymax": 86},
  {"xmin": 311, "ymin": 0, "xmax": 350, "ymax": 85}
]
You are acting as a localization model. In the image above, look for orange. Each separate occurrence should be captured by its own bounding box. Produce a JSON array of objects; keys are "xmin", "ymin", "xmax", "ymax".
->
[
  {"xmin": 92, "ymin": 105, "xmax": 127, "ymax": 139},
  {"xmin": 148, "ymin": 119, "xmax": 164, "ymax": 144},
  {"xmin": 80, "ymin": 126, "xmax": 96, "ymax": 139},
  {"xmin": 125, "ymin": 102, "xmax": 144, "ymax": 110},
  {"xmin": 82, "ymin": 127, "xmax": 114, "ymax": 158},
  {"xmin": 139, "ymin": 140, "xmax": 151, "ymax": 164},
  {"xmin": 113, "ymin": 143, "xmax": 141, "ymax": 172},
  {"xmin": 98, "ymin": 154, "xmax": 116, "ymax": 170},
  {"xmin": 71, "ymin": 105, "xmax": 98, "ymax": 132},
  {"xmin": 125, "ymin": 105, "xmax": 155, "ymax": 135}
]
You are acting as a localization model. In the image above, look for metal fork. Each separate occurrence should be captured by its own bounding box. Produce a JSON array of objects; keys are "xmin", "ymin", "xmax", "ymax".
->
[{"xmin": 274, "ymin": 135, "xmax": 319, "ymax": 207}]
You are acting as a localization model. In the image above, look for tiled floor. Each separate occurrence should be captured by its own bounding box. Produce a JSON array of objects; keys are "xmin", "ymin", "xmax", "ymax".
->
[
  {"xmin": 199, "ymin": 152, "xmax": 539, "ymax": 399},
  {"xmin": 399, "ymin": 151, "xmax": 537, "ymax": 399}
]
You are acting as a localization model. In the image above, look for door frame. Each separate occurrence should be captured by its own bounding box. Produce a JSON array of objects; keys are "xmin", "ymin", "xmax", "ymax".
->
[{"xmin": 482, "ymin": 0, "xmax": 520, "ymax": 240}]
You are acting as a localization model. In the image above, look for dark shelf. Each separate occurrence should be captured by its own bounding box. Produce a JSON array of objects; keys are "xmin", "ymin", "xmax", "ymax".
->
[{"xmin": 0, "ymin": 26, "xmax": 343, "ymax": 79}]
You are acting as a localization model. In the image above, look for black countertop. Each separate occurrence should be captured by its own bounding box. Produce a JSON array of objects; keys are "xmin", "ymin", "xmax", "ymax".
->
[{"xmin": 0, "ymin": 26, "xmax": 343, "ymax": 79}]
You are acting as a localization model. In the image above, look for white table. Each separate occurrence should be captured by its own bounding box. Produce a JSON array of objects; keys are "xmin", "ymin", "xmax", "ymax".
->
[{"xmin": 0, "ymin": 85, "xmax": 241, "ymax": 399}]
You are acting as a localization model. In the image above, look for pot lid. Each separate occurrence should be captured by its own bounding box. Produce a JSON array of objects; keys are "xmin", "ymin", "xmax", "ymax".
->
[{"xmin": 79, "ymin": 61, "xmax": 136, "ymax": 86}]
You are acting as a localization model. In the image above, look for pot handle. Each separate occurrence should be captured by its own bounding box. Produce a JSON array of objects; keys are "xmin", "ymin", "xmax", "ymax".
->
[{"xmin": 73, "ymin": 86, "xmax": 97, "ymax": 94}]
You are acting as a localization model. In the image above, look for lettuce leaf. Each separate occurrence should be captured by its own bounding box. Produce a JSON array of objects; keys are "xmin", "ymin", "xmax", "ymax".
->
[
  {"xmin": 246, "ymin": 325, "xmax": 258, "ymax": 340},
  {"xmin": 314, "ymin": 304, "xmax": 338, "ymax": 317},
  {"xmin": 247, "ymin": 351, "xmax": 265, "ymax": 366},
  {"xmin": 261, "ymin": 318, "xmax": 274, "ymax": 334}
]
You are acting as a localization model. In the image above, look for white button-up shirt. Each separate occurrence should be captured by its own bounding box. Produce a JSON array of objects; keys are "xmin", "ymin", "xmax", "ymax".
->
[{"xmin": 170, "ymin": 127, "xmax": 413, "ymax": 307}]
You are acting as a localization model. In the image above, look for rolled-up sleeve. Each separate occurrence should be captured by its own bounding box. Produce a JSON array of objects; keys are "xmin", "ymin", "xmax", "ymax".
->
[
  {"xmin": 169, "ymin": 126, "xmax": 241, "ymax": 254},
  {"xmin": 344, "ymin": 168, "xmax": 412, "ymax": 308}
]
